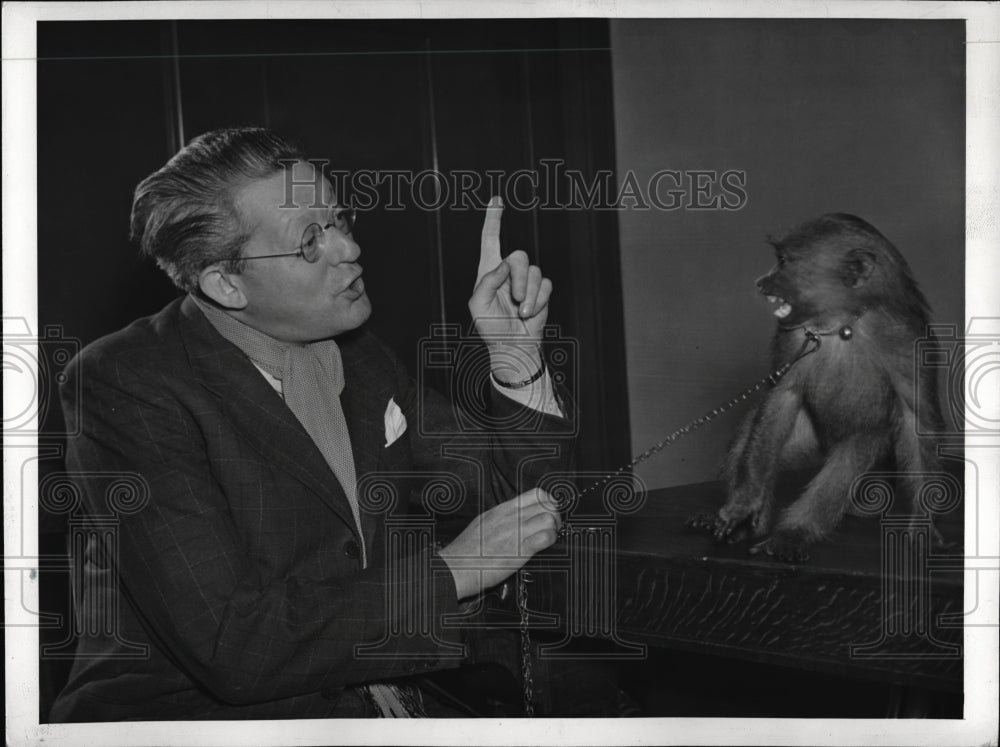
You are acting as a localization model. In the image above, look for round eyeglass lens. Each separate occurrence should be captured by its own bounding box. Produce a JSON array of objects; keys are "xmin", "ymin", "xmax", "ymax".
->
[{"xmin": 299, "ymin": 223, "xmax": 324, "ymax": 262}]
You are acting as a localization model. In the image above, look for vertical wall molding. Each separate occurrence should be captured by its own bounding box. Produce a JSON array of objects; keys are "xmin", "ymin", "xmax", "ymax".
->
[
  {"xmin": 553, "ymin": 20, "xmax": 631, "ymax": 472},
  {"xmin": 160, "ymin": 20, "xmax": 185, "ymax": 156},
  {"xmin": 424, "ymin": 40, "xmax": 447, "ymax": 328}
]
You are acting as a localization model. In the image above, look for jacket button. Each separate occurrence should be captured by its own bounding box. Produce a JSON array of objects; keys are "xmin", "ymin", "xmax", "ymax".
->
[{"xmin": 343, "ymin": 540, "xmax": 360, "ymax": 559}]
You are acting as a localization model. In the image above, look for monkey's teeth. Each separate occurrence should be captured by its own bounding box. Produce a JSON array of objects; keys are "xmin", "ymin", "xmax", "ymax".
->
[
  {"xmin": 774, "ymin": 303, "xmax": 792, "ymax": 319},
  {"xmin": 766, "ymin": 295, "xmax": 777, "ymax": 303}
]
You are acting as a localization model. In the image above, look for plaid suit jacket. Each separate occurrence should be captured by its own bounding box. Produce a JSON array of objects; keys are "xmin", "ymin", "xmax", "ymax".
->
[{"xmin": 50, "ymin": 296, "xmax": 573, "ymax": 721}]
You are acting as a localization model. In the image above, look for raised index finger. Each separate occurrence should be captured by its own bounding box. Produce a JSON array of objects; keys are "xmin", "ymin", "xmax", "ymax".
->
[{"xmin": 476, "ymin": 196, "xmax": 504, "ymax": 284}]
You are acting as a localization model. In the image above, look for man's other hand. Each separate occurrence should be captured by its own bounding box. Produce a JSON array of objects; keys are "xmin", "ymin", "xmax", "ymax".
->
[{"xmin": 437, "ymin": 488, "xmax": 561, "ymax": 601}]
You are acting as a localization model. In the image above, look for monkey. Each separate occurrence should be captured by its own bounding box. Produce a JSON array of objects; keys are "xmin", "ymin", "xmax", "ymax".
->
[{"xmin": 689, "ymin": 213, "xmax": 945, "ymax": 562}]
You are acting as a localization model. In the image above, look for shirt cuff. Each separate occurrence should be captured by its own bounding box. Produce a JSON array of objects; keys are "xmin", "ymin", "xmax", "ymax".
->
[{"xmin": 491, "ymin": 367, "xmax": 564, "ymax": 418}]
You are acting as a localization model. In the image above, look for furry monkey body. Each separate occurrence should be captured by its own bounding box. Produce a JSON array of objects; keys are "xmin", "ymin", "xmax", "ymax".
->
[{"xmin": 692, "ymin": 214, "xmax": 944, "ymax": 561}]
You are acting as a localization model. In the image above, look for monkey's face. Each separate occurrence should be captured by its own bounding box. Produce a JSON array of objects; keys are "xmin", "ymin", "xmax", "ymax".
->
[{"xmin": 756, "ymin": 239, "xmax": 864, "ymax": 326}]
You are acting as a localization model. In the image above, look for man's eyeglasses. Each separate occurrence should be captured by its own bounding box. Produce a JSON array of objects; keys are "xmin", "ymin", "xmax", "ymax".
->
[{"xmin": 240, "ymin": 206, "xmax": 357, "ymax": 263}]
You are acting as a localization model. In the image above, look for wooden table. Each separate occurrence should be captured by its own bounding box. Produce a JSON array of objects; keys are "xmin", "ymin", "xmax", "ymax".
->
[{"xmin": 497, "ymin": 470, "xmax": 965, "ymax": 694}]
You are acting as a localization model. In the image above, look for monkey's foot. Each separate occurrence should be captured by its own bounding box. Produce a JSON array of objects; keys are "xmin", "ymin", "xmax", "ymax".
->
[
  {"xmin": 686, "ymin": 514, "xmax": 716, "ymax": 532},
  {"xmin": 750, "ymin": 530, "xmax": 812, "ymax": 563},
  {"xmin": 686, "ymin": 513, "xmax": 751, "ymax": 544}
]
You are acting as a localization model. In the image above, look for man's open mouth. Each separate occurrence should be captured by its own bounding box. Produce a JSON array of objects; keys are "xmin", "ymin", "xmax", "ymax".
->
[
  {"xmin": 340, "ymin": 269, "xmax": 365, "ymax": 296},
  {"xmin": 766, "ymin": 294, "xmax": 792, "ymax": 319}
]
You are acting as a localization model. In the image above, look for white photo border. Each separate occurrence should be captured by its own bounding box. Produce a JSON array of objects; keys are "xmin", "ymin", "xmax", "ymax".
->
[{"xmin": 4, "ymin": 2, "xmax": 998, "ymax": 745}]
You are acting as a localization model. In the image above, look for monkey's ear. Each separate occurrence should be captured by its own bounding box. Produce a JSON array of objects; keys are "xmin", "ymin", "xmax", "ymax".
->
[{"xmin": 842, "ymin": 248, "xmax": 876, "ymax": 287}]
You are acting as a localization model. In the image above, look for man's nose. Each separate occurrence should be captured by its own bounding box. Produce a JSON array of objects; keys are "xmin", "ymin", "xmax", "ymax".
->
[{"xmin": 324, "ymin": 231, "xmax": 361, "ymax": 265}]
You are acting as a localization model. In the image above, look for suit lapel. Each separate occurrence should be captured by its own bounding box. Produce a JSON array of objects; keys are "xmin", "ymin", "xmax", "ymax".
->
[
  {"xmin": 177, "ymin": 297, "xmax": 359, "ymax": 534},
  {"xmin": 340, "ymin": 346, "xmax": 393, "ymax": 555}
]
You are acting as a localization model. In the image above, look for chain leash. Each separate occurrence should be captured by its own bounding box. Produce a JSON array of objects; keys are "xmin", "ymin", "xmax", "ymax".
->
[
  {"xmin": 517, "ymin": 570, "xmax": 535, "ymax": 717},
  {"xmin": 514, "ymin": 331, "xmax": 823, "ymax": 716}
]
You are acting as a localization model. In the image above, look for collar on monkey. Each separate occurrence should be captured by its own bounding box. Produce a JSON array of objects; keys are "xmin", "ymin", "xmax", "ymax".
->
[{"xmin": 778, "ymin": 307, "xmax": 868, "ymax": 341}]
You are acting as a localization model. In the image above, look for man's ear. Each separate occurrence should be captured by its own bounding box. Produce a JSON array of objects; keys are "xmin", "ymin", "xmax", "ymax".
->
[
  {"xmin": 198, "ymin": 265, "xmax": 248, "ymax": 310},
  {"xmin": 841, "ymin": 248, "xmax": 876, "ymax": 288}
]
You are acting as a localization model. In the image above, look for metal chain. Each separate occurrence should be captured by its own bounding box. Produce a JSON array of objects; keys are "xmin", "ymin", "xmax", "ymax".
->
[
  {"xmin": 517, "ymin": 569, "xmax": 535, "ymax": 717},
  {"xmin": 514, "ymin": 331, "xmax": 822, "ymax": 716},
  {"xmin": 565, "ymin": 331, "xmax": 822, "ymax": 515}
]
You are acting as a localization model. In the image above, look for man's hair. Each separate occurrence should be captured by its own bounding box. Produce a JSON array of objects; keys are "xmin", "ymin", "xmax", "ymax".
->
[{"xmin": 130, "ymin": 127, "xmax": 303, "ymax": 293}]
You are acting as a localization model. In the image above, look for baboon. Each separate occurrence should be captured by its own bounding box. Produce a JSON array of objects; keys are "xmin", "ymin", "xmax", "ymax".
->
[{"xmin": 690, "ymin": 213, "xmax": 944, "ymax": 561}]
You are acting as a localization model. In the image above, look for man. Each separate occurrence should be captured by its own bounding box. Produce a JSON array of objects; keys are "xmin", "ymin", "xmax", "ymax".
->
[{"xmin": 50, "ymin": 128, "xmax": 571, "ymax": 720}]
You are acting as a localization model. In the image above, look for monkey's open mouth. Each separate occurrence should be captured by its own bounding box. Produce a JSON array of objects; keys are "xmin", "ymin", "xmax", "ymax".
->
[{"xmin": 766, "ymin": 295, "xmax": 793, "ymax": 319}]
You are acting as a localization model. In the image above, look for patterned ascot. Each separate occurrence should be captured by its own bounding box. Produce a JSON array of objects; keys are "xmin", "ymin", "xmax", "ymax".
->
[{"xmin": 192, "ymin": 296, "xmax": 424, "ymax": 717}]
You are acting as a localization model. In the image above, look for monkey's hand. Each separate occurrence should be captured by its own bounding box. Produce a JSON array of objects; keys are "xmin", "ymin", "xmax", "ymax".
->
[{"xmin": 749, "ymin": 529, "xmax": 812, "ymax": 563}]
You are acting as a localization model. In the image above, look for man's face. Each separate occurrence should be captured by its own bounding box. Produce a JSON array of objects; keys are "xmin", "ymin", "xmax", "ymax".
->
[{"xmin": 228, "ymin": 161, "xmax": 371, "ymax": 343}]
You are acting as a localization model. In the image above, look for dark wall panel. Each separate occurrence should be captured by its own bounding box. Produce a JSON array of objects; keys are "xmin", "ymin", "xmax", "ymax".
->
[
  {"xmin": 38, "ymin": 23, "xmax": 180, "ymax": 332},
  {"xmin": 38, "ymin": 22, "xmax": 180, "ymax": 435},
  {"xmin": 174, "ymin": 21, "xmax": 440, "ymax": 374}
]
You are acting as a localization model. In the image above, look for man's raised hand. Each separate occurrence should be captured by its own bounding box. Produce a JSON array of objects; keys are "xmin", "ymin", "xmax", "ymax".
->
[{"xmin": 468, "ymin": 196, "xmax": 553, "ymax": 382}]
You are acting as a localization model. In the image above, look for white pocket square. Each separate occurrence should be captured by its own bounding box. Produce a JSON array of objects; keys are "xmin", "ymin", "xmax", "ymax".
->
[{"xmin": 383, "ymin": 397, "xmax": 407, "ymax": 447}]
